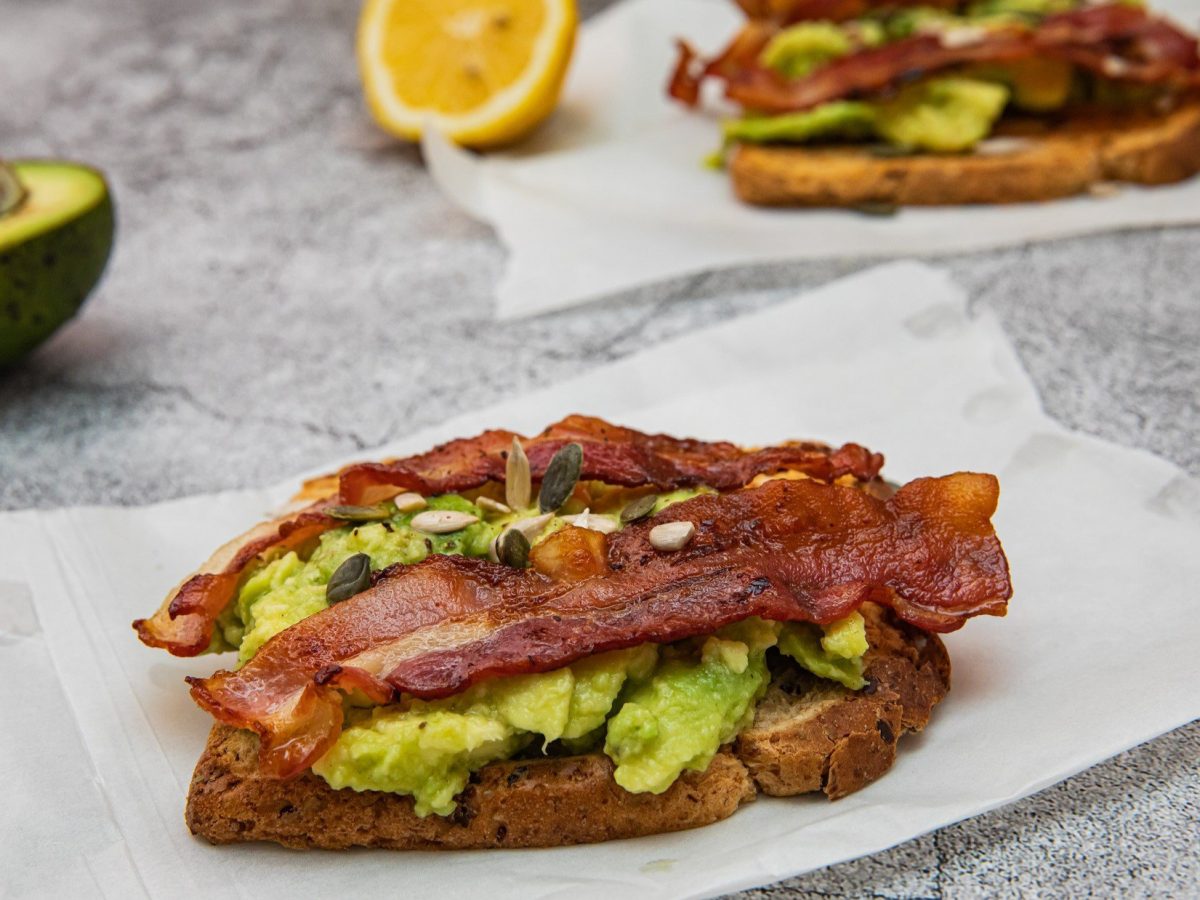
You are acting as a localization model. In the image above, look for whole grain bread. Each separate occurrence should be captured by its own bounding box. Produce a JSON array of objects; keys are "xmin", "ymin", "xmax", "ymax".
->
[
  {"xmin": 729, "ymin": 99, "xmax": 1200, "ymax": 206},
  {"xmin": 185, "ymin": 603, "xmax": 949, "ymax": 850}
]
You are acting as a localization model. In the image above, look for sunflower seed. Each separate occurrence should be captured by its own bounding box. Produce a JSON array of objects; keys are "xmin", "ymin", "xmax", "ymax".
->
[
  {"xmin": 495, "ymin": 527, "xmax": 531, "ymax": 568},
  {"xmin": 620, "ymin": 494, "xmax": 658, "ymax": 524},
  {"xmin": 410, "ymin": 510, "xmax": 480, "ymax": 534},
  {"xmin": 506, "ymin": 438, "xmax": 532, "ymax": 510},
  {"xmin": 538, "ymin": 443, "xmax": 583, "ymax": 512},
  {"xmin": 392, "ymin": 492, "xmax": 427, "ymax": 514},
  {"xmin": 561, "ymin": 509, "xmax": 619, "ymax": 534},
  {"xmin": 326, "ymin": 504, "xmax": 391, "ymax": 522},
  {"xmin": 477, "ymin": 496, "xmax": 512, "ymax": 516},
  {"xmin": 326, "ymin": 553, "xmax": 372, "ymax": 604},
  {"xmin": 509, "ymin": 513, "xmax": 553, "ymax": 542},
  {"xmin": 649, "ymin": 521, "xmax": 696, "ymax": 552}
]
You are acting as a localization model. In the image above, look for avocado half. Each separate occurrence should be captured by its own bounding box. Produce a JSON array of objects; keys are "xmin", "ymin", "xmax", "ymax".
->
[{"xmin": 0, "ymin": 160, "xmax": 115, "ymax": 365}]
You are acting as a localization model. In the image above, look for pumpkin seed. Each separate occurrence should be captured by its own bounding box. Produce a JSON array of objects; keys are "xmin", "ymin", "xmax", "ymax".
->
[
  {"xmin": 410, "ymin": 510, "xmax": 480, "ymax": 533},
  {"xmin": 495, "ymin": 527, "xmax": 531, "ymax": 569},
  {"xmin": 539, "ymin": 442, "xmax": 583, "ymax": 512},
  {"xmin": 326, "ymin": 553, "xmax": 372, "ymax": 604},
  {"xmin": 649, "ymin": 521, "xmax": 696, "ymax": 552},
  {"xmin": 392, "ymin": 492, "xmax": 427, "ymax": 514},
  {"xmin": 326, "ymin": 504, "xmax": 391, "ymax": 522},
  {"xmin": 620, "ymin": 494, "xmax": 658, "ymax": 524},
  {"xmin": 506, "ymin": 438, "xmax": 532, "ymax": 510},
  {"xmin": 478, "ymin": 496, "xmax": 512, "ymax": 516}
]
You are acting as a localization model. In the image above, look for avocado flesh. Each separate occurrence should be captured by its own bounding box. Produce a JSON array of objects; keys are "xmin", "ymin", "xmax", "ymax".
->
[
  {"xmin": 0, "ymin": 161, "xmax": 114, "ymax": 365},
  {"xmin": 0, "ymin": 162, "xmax": 26, "ymax": 218}
]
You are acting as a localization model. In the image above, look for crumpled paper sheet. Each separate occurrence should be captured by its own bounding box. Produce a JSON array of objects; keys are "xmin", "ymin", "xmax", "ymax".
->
[
  {"xmin": 424, "ymin": 0, "xmax": 1200, "ymax": 318},
  {"xmin": 2, "ymin": 263, "xmax": 1198, "ymax": 899}
]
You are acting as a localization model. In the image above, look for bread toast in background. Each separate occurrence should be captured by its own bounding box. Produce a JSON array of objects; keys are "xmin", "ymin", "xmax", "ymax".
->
[
  {"xmin": 669, "ymin": 1, "xmax": 1200, "ymax": 207},
  {"xmin": 731, "ymin": 100, "xmax": 1200, "ymax": 206},
  {"xmin": 187, "ymin": 604, "xmax": 949, "ymax": 850}
]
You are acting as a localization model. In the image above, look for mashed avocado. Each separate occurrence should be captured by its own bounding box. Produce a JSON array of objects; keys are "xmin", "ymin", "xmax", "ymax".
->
[
  {"xmin": 876, "ymin": 77, "xmax": 1010, "ymax": 152},
  {"xmin": 313, "ymin": 646, "xmax": 658, "ymax": 815},
  {"xmin": 761, "ymin": 22, "xmax": 859, "ymax": 78},
  {"xmin": 724, "ymin": 78, "xmax": 1009, "ymax": 153},
  {"xmin": 778, "ymin": 611, "xmax": 868, "ymax": 689},
  {"xmin": 605, "ymin": 635, "xmax": 770, "ymax": 793},
  {"xmin": 724, "ymin": 103, "xmax": 878, "ymax": 145},
  {"xmin": 312, "ymin": 613, "xmax": 870, "ymax": 812}
]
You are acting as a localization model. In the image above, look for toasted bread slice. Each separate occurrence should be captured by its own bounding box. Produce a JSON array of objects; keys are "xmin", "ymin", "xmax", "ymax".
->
[
  {"xmin": 185, "ymin": 604, "xmax": 949, "ymax": 850},
  {"xmin": 729, "ymin": 99, "xmax": 1200, "ymax": 206}
]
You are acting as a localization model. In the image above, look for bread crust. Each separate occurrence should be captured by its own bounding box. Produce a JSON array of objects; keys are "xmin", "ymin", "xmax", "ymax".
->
[
  {"xmin": 729, "ymin": 99, "xmax": 1200, "ymax": 206},
  {"xmin": 185, "ymin": 605, "xmax": 949, "ymax": 850}
]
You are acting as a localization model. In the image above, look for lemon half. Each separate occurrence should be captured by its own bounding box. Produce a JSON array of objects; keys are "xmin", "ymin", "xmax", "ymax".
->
[{"xmin": 358, "ymin": 0, "xmax": 577, "ymax": 148}]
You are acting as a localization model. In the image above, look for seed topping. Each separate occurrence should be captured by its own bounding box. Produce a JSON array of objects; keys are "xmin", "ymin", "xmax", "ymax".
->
[
  {"xmin": 326, "ymin": 504, "xmax": 391, "ymax": 522},
  {"xmin": 494, "ymin": 528, "xmax": 531, "ymax": 569},
  {"xmin": 392, "ymin": 492, "xmax": 427, "ymax": 514},
  {"xmin": 410, "ymin": 510, "xmax": 480, "ymax": 534},
  {"xmin": 561, "ymin": 508, "xmax": 618, "ymax": 534},
  {"xmin": 506, "ymin": 438, "xmax": 532, "ymax": 510},
  {"xmin": 478, "ymin": 496, "xmax": 512, "ymax": 516},
  {"xmin": 326, "ymin": 553, "xmax": 372, "ymax": 604},
  {"xmin": 649, "ymin": 521, "xmax": 696, "ymax": 552},
  {"xmin": 538, "ymin": 443, "xmax": 583, "ymax": 512},
  {"xmin": 620, "ymin": 494, "xmax": 658, "ymax": 524}
]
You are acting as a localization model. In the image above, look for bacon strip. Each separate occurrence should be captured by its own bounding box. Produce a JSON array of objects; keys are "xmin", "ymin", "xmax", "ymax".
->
[
  {"xmin": 134, "ymin": 415, "xmax": 884, "ymax": 657},
  {"xmin": 672, "ymin": 3, "xmax": 1200, "ymax": 114},
  {"xmin": 339, "ymin": 414, "xmax": 883, "ymax": 503},
  {"xmin": 187, "ymin": 473, "xmax": 1010, "ymax": 779},
  {"xmin": 133, "ymin": 503, "xmax": 339, "ymax": 656}
]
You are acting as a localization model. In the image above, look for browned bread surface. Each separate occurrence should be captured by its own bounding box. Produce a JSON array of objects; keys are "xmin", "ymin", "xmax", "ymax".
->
[
  {"xmin": 185, "ymin": 604, "xmax": 949, "ymax": 850},
  {"xmin": 729, "ymin": 99, "xmax": 1200, "ymax": 206},
  {"xmin": 737, "ymin": 603, "xmax": 950, "ymax": 799}
]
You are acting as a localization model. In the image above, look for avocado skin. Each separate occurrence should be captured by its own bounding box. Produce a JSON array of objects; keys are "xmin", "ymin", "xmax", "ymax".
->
[{"xmin": 0, "ymin": 177, "xmax": 114, "ymax": 366}]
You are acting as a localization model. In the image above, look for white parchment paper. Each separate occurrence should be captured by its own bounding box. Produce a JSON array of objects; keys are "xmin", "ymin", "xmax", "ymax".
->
[
  {"xmin": 2, "ymin": 263, "xmax": 1198, "ymax": 899},
  {"xmin": 424, "ymin": 0, "xmax": 1200, "ymax": 318}
]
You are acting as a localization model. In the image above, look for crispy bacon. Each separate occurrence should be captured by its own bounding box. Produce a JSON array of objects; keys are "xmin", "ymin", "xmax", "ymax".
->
[
  {"xmin": 133, "ymin": 503, "xmax": 340, "ymax": 656},
  {"xmin": 672, "ymin": 2, "xmax": 1200, "ymax": 114},
  {"xmin": 339, "ymin": 414, "xmax": 883, "ymax": 503},
  {"xmin": 134, "ymin": 416, "xmax": 883, "ymax": 657},
  {"xmin": 187, "ymin": 473, "xmax": 1010, "ymax": 779}
]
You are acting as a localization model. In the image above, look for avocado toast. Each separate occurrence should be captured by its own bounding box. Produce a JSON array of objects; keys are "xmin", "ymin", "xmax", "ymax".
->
[
  {"xmin": 135, "ymin": 416, "xmax": 1011, "ymax": 849},
  {"xmin": 669, "ymin": 0, "xmax": 1200, "ymax": 206}
]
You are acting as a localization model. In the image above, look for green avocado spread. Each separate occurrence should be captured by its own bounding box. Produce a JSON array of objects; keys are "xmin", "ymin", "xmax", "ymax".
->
[
  {"xmin": 719, "ymin": 0, "xmax": 1152, "ymax": 158},
  {"xmin": 215, "ymin": 483, "xmax": 871, "ymax": 816}
]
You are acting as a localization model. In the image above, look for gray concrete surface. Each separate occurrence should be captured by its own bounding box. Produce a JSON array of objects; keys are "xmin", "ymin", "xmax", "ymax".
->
[{"xmin": 1, "ymin": 0, "xmax": 1197, "ymax": 896}]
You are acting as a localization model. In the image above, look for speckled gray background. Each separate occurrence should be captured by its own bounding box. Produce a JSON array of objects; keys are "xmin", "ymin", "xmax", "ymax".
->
[{"xmin": 1, "ymin": 0, "xmax": 1197, "ymax": 896}]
